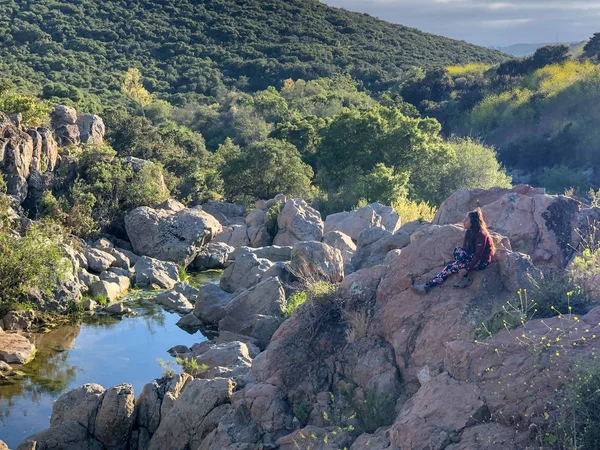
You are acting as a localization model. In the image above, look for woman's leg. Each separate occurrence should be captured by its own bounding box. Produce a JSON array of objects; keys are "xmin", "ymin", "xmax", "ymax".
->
[
  {"xmin": 453, "ymin": 247, "xmax": 473, "ymax": 265},
  {"xmin": 426, "ymin": 261, "xmax": 461, "ymax": 287},
  {"xmin": 426, "ymin": 247, "xmax": 473, "ymax": 287}
]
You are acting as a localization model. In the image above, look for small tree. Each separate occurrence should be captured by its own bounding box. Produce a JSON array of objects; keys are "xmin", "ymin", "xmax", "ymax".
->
[
  {"xmin": 219, "ymin": 138, "xmax": 313, "ymax": 202},
  {"xmin": 529, "ymin": 45, "xmax": 571, "ymax": 70},
  {"xmin": 121, "ymin": 68, "xmax": 152, "ymax": 116},
  {"xmin": 584, "ymin": 32, "xmax": 600, "ymax": 59}
]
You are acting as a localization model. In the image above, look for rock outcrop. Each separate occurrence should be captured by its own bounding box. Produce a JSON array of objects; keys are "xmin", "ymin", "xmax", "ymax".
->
[
  {"xmin": 191, "ymin": 242, "xmax": 233, "ymax": 271},
  {"xmin": 50, "ymin": 105, "xmax": 81, "ymax": 147},
  {"xmin": 0, "ymin": 330, "xmax": 36, "ymax": 364},
  {"xmin": 0, "ymin": 112, "xmax": 34, "ymax": 201},
  {"xmin": 22, "ymin": 186, "xmax": 600, "ymax": 450},
  {"xmin": 77, "ymin": 114, "xmax": 105, "ymax": 144},
  {"xmin": 18, "ymin": 383, "xmax": 135, "ymax": 450},
  {"xmin": 274, "ymin": 198, "xmax": 324, "ymax": 246},
  {"xmin": 324, "ymin": 202, "xmax": 401, "ymax": 242},
  {"xmin": 125, "ymin": 205, "xmax": 222, "ymax": 265},
  {"xmin": 219, "ymin": 252, "xmax": 273, "ymax": 293},
  {"xmin": 134, "ymin": 256, "xmax": 179, "ymax": 290},
  {"xmin": 288, "ymin": 241, "xmax": 344, "ymax": 283},
  {"xmin": 351, "ymin": 227, "xmax": 410, "ymax": 270},
  {"xmin": 434, "ymin": 185, "xmax": 586, "ymax": 268},
  {"xmin": 219, "ymin": 276, "xmax": 287, "ymax": 349}
]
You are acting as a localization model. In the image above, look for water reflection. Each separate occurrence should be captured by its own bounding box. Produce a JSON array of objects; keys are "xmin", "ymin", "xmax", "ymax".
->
[{"xmin": 0, "ymin": 271, "xmax": 220, "ymax": 448}]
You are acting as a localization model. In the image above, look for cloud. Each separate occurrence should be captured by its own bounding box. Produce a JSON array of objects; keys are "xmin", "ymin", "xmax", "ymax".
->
[
  {"xmin": 321, "ymin": 0, "xmax": 598, "ymax": 46},
  {"xmin": 480, "ymin": 18, "xmax": 534, "ymax": 29}
]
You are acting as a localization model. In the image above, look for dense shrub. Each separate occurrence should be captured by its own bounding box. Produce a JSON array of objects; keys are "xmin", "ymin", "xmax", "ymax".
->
[
  {"xmin": 556, "ymin": 363, "xmax": 600, "ymax": 449},
  {"xmin": 529, "ymin": 274, "xmax": 589, "ymax": 317},
  {"xmin": 218, "ymin": 138, "xmax": 313, "ymax": 203},
  {"xmin": 392, "ymin": 197, "xmax": 437, "ymax": 223},
  {"xmin": 0, "ymin": 222, "xmax": 69, "ymax": 307},
  {"xmin": 537, "ymin": 166, "xmax": 590, "ymax": 195}
]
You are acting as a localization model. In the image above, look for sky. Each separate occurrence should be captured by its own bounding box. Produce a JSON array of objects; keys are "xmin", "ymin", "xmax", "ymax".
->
[{"xmin": 321, "ymin": 0, "xmax": 600, "ymax": 47}]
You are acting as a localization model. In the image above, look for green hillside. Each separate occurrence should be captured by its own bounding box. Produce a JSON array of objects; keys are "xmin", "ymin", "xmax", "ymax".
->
[{"xmin": 0, "ymin": 0, "xmax": 508, "ymax": 102}]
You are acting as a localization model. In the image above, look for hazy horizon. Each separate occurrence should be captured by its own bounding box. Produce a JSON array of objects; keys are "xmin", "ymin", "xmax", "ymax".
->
[{"xmin": 321, "ymin": 0, "xmax": 597, "ymax": 47}]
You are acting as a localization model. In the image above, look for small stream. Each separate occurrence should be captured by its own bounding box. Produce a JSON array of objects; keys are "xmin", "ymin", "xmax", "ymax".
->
[{"xmin": 0, "ymin": 271, "xmax": 221, "ymax": 448}]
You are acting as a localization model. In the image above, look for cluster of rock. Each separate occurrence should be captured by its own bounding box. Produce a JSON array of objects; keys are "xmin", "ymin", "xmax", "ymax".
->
[
  {"xmin": 18, "ymin": 184, "xmax": 600, "ymax": 450},
  {"xmin": 0, "ymin": 106, "xmax": 104, "ymax": 205}
]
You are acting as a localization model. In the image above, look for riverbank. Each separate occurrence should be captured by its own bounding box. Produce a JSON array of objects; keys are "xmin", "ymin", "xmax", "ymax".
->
[{"xmin": 0, "ymin": 272, "xmax": 220, "ymax": 449}]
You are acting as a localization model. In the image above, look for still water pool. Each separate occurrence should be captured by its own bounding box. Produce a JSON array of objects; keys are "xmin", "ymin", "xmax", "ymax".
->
[{"xmin": 0, "ymin": 271, "xmax": 220, "ymax": 448}]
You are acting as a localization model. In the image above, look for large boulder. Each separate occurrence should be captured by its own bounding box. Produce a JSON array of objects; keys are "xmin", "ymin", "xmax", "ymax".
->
[
  {"xmin": 90, "ymin": 280, "xmax": 125, "ymax": 302},
  {"xmin": 193, "ymin": 284, "xmax": 233, "ymax": 325},
  {"xmin": 324, "ymin": 203, "xmax": 400, "ymax": 242},
  {"xmin": 1, "ymin": 309, "xmax": 37, "ymax": 331},
  {"xmin": 434, "ymin": 186, "xmax": 584, "ymax": 268},
  {"xmin": 433, "ymin": 184, "xmax": 544, "ymax": 226},
  {"xmin": 219, "ymin": 252, "xmax": 273, "ymax": 293},
  {"xmin": 274, "ymin": 198, "xmax": 323, "ymax": 246},
  {"xmin": 191, "ymin": 242, "xmax": 233, "ymax": 271},
  {"xmin": 178, "ymin": 340, "xmax": 255, "ymax": 380},
  {"xmin": 390, "ymin": 373, "xmax": 490, "ymax": 450},
  {"xmin": 322, "ymin": 231, "xmax": 356, "ymax": 265},
  {"xmin": 147, "ymin": 378, "xmax": 235, "ymax": 450},
  {"xmin": 94, "ymin": 384, "xmax": 136, "ymax": 450},
  {"xmin": 288, "ymin": 241, "xmax": 344, "ymax": 283},
  {"xmin": 17, "ymin": 422, "xmax": 103, "ymax": 450},
  {"xmin": 155, "ymin": 291, "xmax": 193, "ymax": 314},
  {"xmin": 85, "ymin": 248, "xmax": 116, "ymax": 274},
  {"xmin": 480, "ymin": 193, "xmax": 582, "ymax": 267},
  {"xmin": 219, "ymin": 276, "xmax": 286, "ymax": 349},
  {"xmin": 134, "ymin": 374, "xmax": 191, "ymax": 441},
  {"xmin": 200, "ymin": 200, "xmax": 246, "ymax": 225},
  {"xmin": 231, "ymin": 245, "xmax": 293, "ymax": 263},
  {"xmin": 134, "ymin": 256, "xmax": 179, "ymax": 290},
  {"xmin": 213, "ymin": 224, "xmax": 251, "ymax": 248},
  {"xmin": 77, "ymin": 114, "xmax": 105, "ymax": 144},
  {"xmin": 50, "ymin": 383, "xmax": 105, "ymax": 433},
  {"xmin": 51, "ymin": 105, "xmax": 80, "ymax": 147},
  {"xmin": 351, "ymin": 227, "xmax": 410, "ymax": 270},
  {"xmin": 0, "ymin": 330, "xmax": 36, "ymax": 364},
  {"xmin": 0, "ymin": 112, "xmax": 34, "ymax": 201},
  {"xmin": 19, "ymin": 382, "xmax": 135, "ymax": 450},
  {"xmin": 125, "ymin": 206, "xmax": 222, "ymax": 265}
]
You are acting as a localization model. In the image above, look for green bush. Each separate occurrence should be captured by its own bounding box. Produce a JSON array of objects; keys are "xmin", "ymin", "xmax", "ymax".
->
[
  {"xmin": 177, "ymin": 264, "xmax": 190, "ymax": 282},
  {"xmin": 556, "ymin": 362, "xmax": 600, "ymax": 450},
  {"xmin": 283, "ymin": 281, "xmax": 336, "ymax": 318},
  {"xmin": 440, "ymin": 138, "xmax": 512, "ymax": 197},
  {"xmin": 538, "ymin": 166, "xmax": 590, "ymax": 195},
  {"xmin": 570, "ymin": 247, "xmax": 600, "ymax": 300},
  {"xmin": 0, "ymin": 222, "xmax": 69, "ymax": 308},
  {"xmin": 392, "ymin": 197, "xmax": 437, "ymax": 223},
  {"xmin": 0, "ymin": 90, "xmax": 52, "ymax": 126},
  {"xmin": 175, "ymin": 356, "xmax": 207, "ymax": 377},
  {"xmin": 529, "ymin": 274, "xmax": 589, "ymax": 317},
  {"xmin": 218, "ymin": 138, "xmax": 313, "ymax": 202},
  {"xmin": 338, "ymin": 384, "xmax": 396, "ymax": 434},
  {"xmin": 265, "ymin": 203, "xmax": 281, "ymax": 237}
]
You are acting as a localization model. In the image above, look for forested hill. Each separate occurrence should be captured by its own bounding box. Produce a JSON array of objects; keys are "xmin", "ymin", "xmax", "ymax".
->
[{"xmin": 0, "ymin": 0, "xmax": 508, "ymax": 102}]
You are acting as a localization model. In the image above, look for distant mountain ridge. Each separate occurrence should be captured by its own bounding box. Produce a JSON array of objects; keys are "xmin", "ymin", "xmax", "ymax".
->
[
  {"xmin": 0, "ymin": 0, "xmax": 509, "ymax": 101},
  {"xmin": 491, "ymin": 42, "xmax": 584, "ymax": 57}
]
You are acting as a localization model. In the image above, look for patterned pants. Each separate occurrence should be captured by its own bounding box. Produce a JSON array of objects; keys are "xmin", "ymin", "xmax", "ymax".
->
[{"xmin": 425, "ymin": 247, "xmax": 489, "ymax": 288}]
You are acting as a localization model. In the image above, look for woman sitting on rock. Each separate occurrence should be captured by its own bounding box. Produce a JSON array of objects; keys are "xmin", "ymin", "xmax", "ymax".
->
[{"xmin": 412, "ymin": 208, "xmax": 495, "ymax": 295}]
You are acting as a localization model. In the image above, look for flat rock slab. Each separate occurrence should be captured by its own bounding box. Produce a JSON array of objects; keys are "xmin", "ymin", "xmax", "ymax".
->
[{"xmin": 0, "ymin": 332, "xmax": 36, "ymax": 364}]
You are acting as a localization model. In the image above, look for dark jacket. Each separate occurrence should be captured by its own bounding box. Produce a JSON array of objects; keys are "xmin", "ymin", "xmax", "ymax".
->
[{"xmin": 463, "ymin": 229, "xmax": 494, "ymax": 271}]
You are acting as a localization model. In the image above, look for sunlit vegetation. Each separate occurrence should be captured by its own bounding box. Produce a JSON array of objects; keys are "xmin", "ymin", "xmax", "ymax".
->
[{"xmin": 0, "ymin": 0, "xmax": 507, "ymax": 107}]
